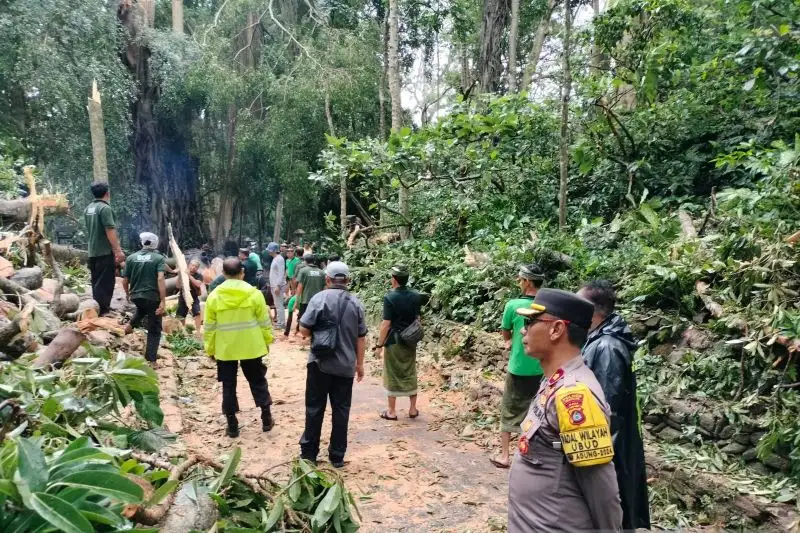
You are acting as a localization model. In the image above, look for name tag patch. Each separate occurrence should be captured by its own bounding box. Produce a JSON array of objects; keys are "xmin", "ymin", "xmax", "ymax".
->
[{"xmin": 560, "ymin": 426, "xmax": 614, "ymax": 465}]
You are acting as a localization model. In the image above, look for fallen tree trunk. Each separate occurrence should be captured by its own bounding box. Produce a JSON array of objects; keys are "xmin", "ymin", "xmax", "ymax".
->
[
  {"xmin": 679, "ymin": 210, "xmax": 698, "ymax": 239},
  {"xmin": 51, "ymin": 244, "xmax": 89, "ymax": 264},
  {"xmin": 0, "ymin": 198, "xmax": 69, "ymax": 224},
  {"xmin": 0, "ymin": 275, "xmax": 37, "ymax": 306},
  {"xmin": 32, "ymin": 328, "xmax": 86, "ymax": 368},
  {"xmin": 10, "ymin": 267, "xmax": 43, "ymax": 290}
]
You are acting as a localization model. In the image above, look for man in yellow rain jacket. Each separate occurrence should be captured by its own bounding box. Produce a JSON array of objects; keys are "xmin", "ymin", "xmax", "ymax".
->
[{"xmin": 204, "ymin": 257, "xmax": 275, "ymax": 438}]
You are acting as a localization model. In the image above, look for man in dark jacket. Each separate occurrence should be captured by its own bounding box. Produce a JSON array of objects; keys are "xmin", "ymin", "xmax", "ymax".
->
[{"xmin": 578, "ymin": 280, "xmax": 651, "ymax": 531}]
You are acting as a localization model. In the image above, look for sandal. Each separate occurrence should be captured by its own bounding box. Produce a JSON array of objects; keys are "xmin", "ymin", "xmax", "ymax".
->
[
  {"xmin": 409, "ymin": 410, "xmax": 420, "ymax": 419},
  {"xmin": 380, "ymin": 410, "xmax": 398, "ymax": 421},
  {"xmin": 489, "ymin": 457, "xmax": 510, "ymax": 469}
]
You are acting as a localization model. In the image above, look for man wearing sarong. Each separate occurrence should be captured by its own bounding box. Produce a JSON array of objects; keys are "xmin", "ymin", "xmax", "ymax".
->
[{"xmin": 374, "ymin": 265, "xmax": 430, "ymax": 420}]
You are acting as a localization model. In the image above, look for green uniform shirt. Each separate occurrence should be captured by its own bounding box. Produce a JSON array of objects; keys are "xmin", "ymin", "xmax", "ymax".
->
[
  {"xmin": 286, "ymin": 257, "xmax": 301, "ymax": 279},
  {"xmin": 294, "ymin": 263, "xmax": 308, "ymax": 281},
  {"xmin": 242, "ymin": 257, "xmax": 259, "ymax": 286},
  {"xmin": 209, "ymin": 275, "xmax": 226, "ymax": 293},
  {"xmin": 297, "ymin": 266, "xmax": 325, "ymax": 304},
  {"xmin": 84, "ymin": 200, "xmax": 116, "ymax": 258},
  {"xmin": 502, "ymin": 296, "xmax": 543, "ymax": 376},
  {"xmin": 123, "ymin": 250, "xmax": 166, "ymax": 301}
]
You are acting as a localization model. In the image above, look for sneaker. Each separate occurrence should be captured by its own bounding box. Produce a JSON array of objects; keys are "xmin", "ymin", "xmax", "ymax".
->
[
  {"xmin": 261, "ymin": 407, "xmax": 274, "ymax": 432},
  {"xmin": 225, "ymin": 415, "xmax": 239, "ymax": 438}
]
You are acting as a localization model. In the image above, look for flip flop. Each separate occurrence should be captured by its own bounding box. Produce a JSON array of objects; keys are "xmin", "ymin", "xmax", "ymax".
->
[
  {"xmin": 489, "ymin": 457, "xmax": 510, "ymax": 469},
  {"xmin": 409, "ymin": 410, "xmax": 420, "ymax": 419},
  {"xmin": 380, "ymin": 410, "xmax": 398, "ymax": 421}
]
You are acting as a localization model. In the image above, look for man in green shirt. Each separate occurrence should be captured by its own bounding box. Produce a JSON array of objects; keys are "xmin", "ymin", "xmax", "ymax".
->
[
  {"xmin": 84, "ymin": 182, "xmax": 125, "ymax": 315},
  {"xmin": 286, "ymin": 247, "xmax": 301, "ymax": 286},
  {"xmin": 239, "ymin": 248, "xmax": 259, "ymax": 286},
  {"xmin": 490, "ymin": 263, "xmax": 545, "ymax": 469},
  {"xmin": 295, "ymin": 254, "xmax": 325, "ymax": 318},
  {"xmin": 122, "ymin": 232, "xmax": 167, "ymax": 365}
]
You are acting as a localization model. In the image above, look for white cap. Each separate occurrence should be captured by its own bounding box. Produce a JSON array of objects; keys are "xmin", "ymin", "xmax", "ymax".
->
[
  {"xmin": 325, "ymin": 261, "xmax": 350, "ymax": 279},
  {"xmin": 139, "ymin": 232, "xmax": 159, "ymax": 248}
]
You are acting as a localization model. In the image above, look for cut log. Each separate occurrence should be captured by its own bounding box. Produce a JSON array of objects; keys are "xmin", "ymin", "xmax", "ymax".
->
[
  {"xmin": 51, "ymin": 244, "xmax": 89, "ymax": 264},
  {"xmin": 695, "ymin": 280, "xmax": 723, "ymax": 318},
  {"xmin": 40, "ymin": 240, "xmax": 78, "ymax": 317},
  {"xmin": 167, "ymin": 223, "xmax": 192, "ymax": 311},
  {"xmin": 76, "ymin": 315, "xmax": 125, "ymax": 336},
  {"xmin": 0, "ymin": 256, "xmax": 14, "ymax": 278},
  {"xmin": 679, "ymin": 210, "xmax": 698, "ymax": 239},
  {"xmin": 32, "ymin": 328, "xmax": 87, "ymax": 368},
  {"xmin": 0, "ymin": 197, "xmax": 69, "ymax": 225},
  {"xmin": 10, "ymin": 267, "xmax": 43, "ymax": 290},
  {"xmin": 0, "ymin": 275, "xmax": 35, "ymax": 305},
  {"xmin": 786, "ymin": 230, "xmax": 800, "ymax": 244}
]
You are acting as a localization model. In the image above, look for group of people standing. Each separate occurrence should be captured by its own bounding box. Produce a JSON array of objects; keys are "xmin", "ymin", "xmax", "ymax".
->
[
  {"xmin": 495, "ymin": 265, "xmax": 650, "ymax": 532},
  {"xmin": 85, "ymin": 181, "xmax": 650, "ymax": 531}
]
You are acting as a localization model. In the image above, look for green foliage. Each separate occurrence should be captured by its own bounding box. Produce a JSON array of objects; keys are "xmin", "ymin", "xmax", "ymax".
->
[{"xmin": 166, "ymin": 331, "xmax": 203, "ymax": 357}]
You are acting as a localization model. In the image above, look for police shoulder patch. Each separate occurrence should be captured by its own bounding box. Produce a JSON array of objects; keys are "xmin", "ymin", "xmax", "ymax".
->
[{"xmin": 554, "ymin": 383, "xmax": 613, "ymax": 467}]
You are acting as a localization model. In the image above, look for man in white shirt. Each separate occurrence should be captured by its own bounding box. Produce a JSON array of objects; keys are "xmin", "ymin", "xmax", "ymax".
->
[{"xmin": 267, "ymin": 242, "xmax": 287, "ymax": 329}]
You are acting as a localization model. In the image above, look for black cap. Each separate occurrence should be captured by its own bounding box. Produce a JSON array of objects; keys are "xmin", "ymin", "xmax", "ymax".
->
[{"xmin": 516, "ymin": 288, "xmax": 594, "ymax": 330}]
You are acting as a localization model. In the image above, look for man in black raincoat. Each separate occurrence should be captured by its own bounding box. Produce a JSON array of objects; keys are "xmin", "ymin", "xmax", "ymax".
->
[{"xmin": 578, "ymin": 280, "xmax": 651, "ymax": 531}]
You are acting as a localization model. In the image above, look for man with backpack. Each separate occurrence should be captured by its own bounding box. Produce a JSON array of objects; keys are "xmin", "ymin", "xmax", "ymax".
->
[{"xmin": 298, "ymin": 261, "xmax": 367, "ymax": 468}]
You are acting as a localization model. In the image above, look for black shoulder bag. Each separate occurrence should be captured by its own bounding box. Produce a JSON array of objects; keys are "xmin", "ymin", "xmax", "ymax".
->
[{"xmin": 310, "ymin": 290, "xmax": 349, "ymax": 358}]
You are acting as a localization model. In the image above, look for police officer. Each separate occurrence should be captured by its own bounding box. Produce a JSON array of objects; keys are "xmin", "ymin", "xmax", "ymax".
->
[{"xmin": 508, "ymin": 288, "xmax": 622, "ymax": 532}]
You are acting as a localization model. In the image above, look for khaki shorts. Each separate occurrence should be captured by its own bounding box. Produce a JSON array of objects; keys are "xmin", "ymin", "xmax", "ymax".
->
[{"xmin": 500, "ymin": 372, "xmax": 542, "ymax": 433}]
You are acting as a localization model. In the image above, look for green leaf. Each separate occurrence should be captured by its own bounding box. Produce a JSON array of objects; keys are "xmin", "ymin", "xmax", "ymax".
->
[
  {"xmin": 16, "ymin": 438, "xmax": 48, "ymax": 498},
  {"xmin": 128, "ymin": 427, "xmax": 176, "ymax": 452},
  {"xmin": 53, "ymin": 447, "xmax": 113, "ymax": 467},
  {"xmin": 211, "ymin": 447, "xmax": 241, "ymax": 493},
  {"xmin": 264, "ymin": 496, "xmax": 284, "ymax": 531},
  {"xmin": 51, "ymin": 471, "xmax": 144, "ymax": 503},
  {"xmin": 147, "ymin": 479, "xmax": 178, "ymax": 506},
  {"xmin": 78, "ymin": 501, "xmax": 125, "ymax": 527},
  {"xmin": 131, "ymin": 391, "xmax": 164, "ymax": 427},
  {"xmin": 311, "ymin": 484, "xmax": 341, "ymax": 530},
  {"xmin": 29, "ymin": 492, "xmax": 93, "ymax": 533}
]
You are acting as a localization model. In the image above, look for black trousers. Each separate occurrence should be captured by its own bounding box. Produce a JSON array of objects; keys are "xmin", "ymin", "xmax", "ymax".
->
[
  {"xmin": 216, "ymin": 357, "xmax": 272, "ymax": 415},
  {"xmin": 89, "ymin": 254, "xmax": 116, "ymax": 315},
  {"xmin": 131, "ymin": 298, "xmax": 162, "ymax": 362},
  {"xmin": 300, "ymin": 362, "xmax": 354, "ymax": 463}
]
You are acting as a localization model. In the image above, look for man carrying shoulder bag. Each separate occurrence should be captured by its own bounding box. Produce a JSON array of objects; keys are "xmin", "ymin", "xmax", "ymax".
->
[{"xmin": 298, "ymin": 261, "xmax": 367, "ymax": 468}]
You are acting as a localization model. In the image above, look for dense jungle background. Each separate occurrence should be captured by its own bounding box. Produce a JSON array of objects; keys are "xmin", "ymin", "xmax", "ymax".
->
[{"xmin": 1, "ymin": 0, "xmax": 799, "ymax": 530}]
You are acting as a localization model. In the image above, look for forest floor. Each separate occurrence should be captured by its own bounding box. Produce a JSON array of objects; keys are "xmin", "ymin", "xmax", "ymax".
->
[{"xmin": 154, "ymin": 336, "xmax": 509, "ymax": 533}]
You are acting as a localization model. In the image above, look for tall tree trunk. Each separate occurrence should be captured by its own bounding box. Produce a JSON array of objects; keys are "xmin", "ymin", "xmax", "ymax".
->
[
  {"xmin": 325, "ymin": 92, "xmax": 347, "ymax": 239},
  {"xmin": 388, "ymin": 0, "xmax": 409, "ymax": 239},
  {"xmin": 521, "ymin": 0, "xmax": 556, "ymax": 91},
  {"xmin": 507, "ymin": 0, "xmax": 520, "ymax": 92},
  {"xmin": 590, "ymin": 0, "xmax": 601, "ymax": 73},
  {"xmin": 87, "ymin": 80, "xmax": 108, "ymax": 183},
  {"xmin": 477, "ymin": 0, "xmax": 510, "ymax": 94},
  {"xmin": 172, "ymin": 0, "xmax": 183, "ymax": 35},
  {"xmin": 118, "ymin": 1, "xmax": 204, "ymax": 249},
  {"xmin": 214, "ymin": 104, "xmax": 238, "ymax": 248},
  {"xmin": 378, "ymin": 14, "xmax": 388, "ymax": 227},
  {"xmin": 273, "ymin": 191, "xmax": 283, "ymax": 243},
  {"xmin": 558, "ymin": 0, "xmax": 572, "ymax": 230}
]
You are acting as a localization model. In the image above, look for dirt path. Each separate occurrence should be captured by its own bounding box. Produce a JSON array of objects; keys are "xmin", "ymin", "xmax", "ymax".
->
[{"xmin": 158, "ymin": 338, "xmax": 509, "ymax": 532}]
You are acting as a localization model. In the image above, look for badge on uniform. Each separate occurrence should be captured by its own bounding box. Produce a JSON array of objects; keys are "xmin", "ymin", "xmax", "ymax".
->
[
  {"xmin": 518, "ymin": 435, "xmax": 529, "ymax": 455},
  {"xmin": 555, "ymin": 384, "xmax": 614, "ymax": 467},
  {"xmin": 521, "ymin": 419, "xmax": 533, "ymax": 433},
  {"xmin": 548, "ymin": 368, "xmax": 565, "ymax": 385}
]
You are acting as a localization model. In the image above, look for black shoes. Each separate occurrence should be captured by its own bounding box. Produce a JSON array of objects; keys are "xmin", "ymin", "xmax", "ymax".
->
[
  {"xmin": 330, "ymin": 459, "xmax": 345, "ymax": 469},
  {"xmin": 225, "ymin": 414, "xmax": 240, "ymax": 438},
  {"xmin": 261, "ymin": 406, "xmax": 274, "ymax": 432}
]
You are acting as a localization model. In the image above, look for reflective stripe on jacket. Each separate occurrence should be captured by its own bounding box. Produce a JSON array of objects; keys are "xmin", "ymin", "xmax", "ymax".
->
[{"xmin": 203, "ymin": 279, "xmax": 273, "ymax": 361}]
